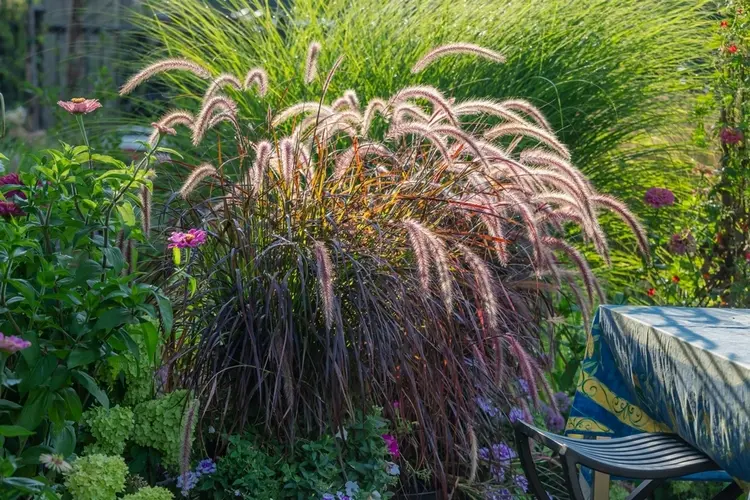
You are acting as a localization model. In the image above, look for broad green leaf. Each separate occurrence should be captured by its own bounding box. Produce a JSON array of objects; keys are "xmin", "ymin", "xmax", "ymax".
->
[
  {"xmin": 0, "ymin": 400, "xmax": 21, "ymax": 411},
  {"xmin": 73, "ymin": 259, "xmax": 101, "ymax": 285},
  {"xmin": 19, "ymin": 356, "xmax": 56, "ymax": 393},
  {"xmin": 117, "ymin": 203, "xmax": 136, "ymax": 227},
  {"xmin": 52, "ymin": 424, "xmax": 76, "ymax": 458},
  {"xmin": 90, "ymin": 154, "xmax": 126, "ymax": 168},
  {"xmin": 17, "ymin": 390, "xmax": 52, "ymax": 430},
  {"xmin": 0, "ymin": 425, "xmax": 35, "ymax": 437},
  {"xmin": 94, "ymin": 307, "xmax": 131, "ymax": 331},
  {"xmin": 153, "ymin": 290, "xmax": 173, "ymax": 335},
  {"xmin": 102, "ymin": 246, "xmax": 125, "ymax": 274},
  {"xmin": 67, "ymin": 349, "xmax": 98, "ymax": 369},
  {"xmin": 141, "ymin": 321, "xmax": 158, "ymax": 361},
  {"xmin": 72, "ymin": 370, "xmax": 109, "ymax": 409},
  {"xmin": 60, "ymin": 388, "xmax": 82, "ymax": 422},
  {"xmin": 20, "ymin": 445, "xmax": 54, "ymax": 466},
  {"xmin": 2, "ymin": 477, "xmax": 46, "ymax": 493}
]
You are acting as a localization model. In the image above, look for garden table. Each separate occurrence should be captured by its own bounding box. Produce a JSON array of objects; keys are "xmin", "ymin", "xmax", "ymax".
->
[{"xmin": 564, "ymin": 305, "xmax": 750, "ymax": 491}]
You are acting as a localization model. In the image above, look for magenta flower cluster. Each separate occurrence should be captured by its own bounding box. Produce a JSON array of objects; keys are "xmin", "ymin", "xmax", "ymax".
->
[
  {"xmin": 720, "ymin": 127, "xmax": 744, "ymax": 145},
  {"xmin": 167, "ymin": 228, "xmax": 207, "ymax": 249},
  {"xmin": 644, "ymin": 187, "xmax": 675, "ymax": 208},
  {"xmin": 669, "ymin": 231, "xmax": 696, "ymax": 256},
  {"xmin": 0, "ymin": 332, "xmax": 31, "ymax": 354},
  {"xmin": 0, "ymin": 173, "xmax": 26, "ymax": 217},
  {"xmin": 381, "ymin": 434, "xmax": 399, "ymax": 458}
]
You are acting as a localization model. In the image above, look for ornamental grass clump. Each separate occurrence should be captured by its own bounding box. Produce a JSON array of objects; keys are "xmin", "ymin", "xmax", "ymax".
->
[{"xmin": 121, "ymin": 42, "xmax": 647, "ymax": 491}]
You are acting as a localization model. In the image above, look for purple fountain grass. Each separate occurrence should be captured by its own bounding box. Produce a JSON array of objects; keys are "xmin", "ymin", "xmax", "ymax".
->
[
  {"xmin": 279, "ymin": 138, "xmax": 296, "ymax": 185},
  {"xmin": 458, "ymin": 244, "xmax": 499, "ymax": 331},
  {"xmin": 403, "ymin": 220, "xmax": 433, "ymax": 291},
  {"xmin": 272, "ymin": 102, "xmax": 335, "ymax": 128},
  {"xmin": 243, "ymin": 68, "xmax": 269, "ymax": 96},
  {"xmin": 204, "ymin": 73, "xmax": 242, "ymax": 98},
  {"xmin": 542, "ymin": 236, "xmax": 603, "ymax": 304},
  {"xmin": 149, "ymin": 110, "xmax": 195, "ymax": 145},
  {"xmin": 484, "ymin": 123, "xmax": 570, "ymax": 159},
  {"xmin": 506, "ymin": 337, "xmax": 540, "ymax": 407},
  {"xmin": 313, "ymin": 241, "xmax": 336, "ymax": 330},
  {"xmin": 179, "ymin": 399, "xmax": 199, "ymax": 498},
  {"xmin": 246, "ymin": 140, "xmax": 272, "ymax": 194},
  {"xmin": 591, "ymin": 194, "xmax": 650, "ymax": 260},
  {"xmin": 192, "ymin": 95, "xmax": 238, "ymax": 146},
  {"xmin": 119, "ymin": 58, "xmax": 211, "ymax": 95},
  {"xmin": 361, "ymin": 98, "xmax": 389, "ymax": 136},
  {"xmin": 332, "ymin": 90, "xmax": 360, "ymax": 111},
  {"xmin": 411, "ymin": 43, "xmax": 506, "ymax": 74},
  {"xmin": 180, "ymin": 164, "xmax": 218, "ymax": 199},
  {"xmin": 140, "ymin": 186, "xmax": 152, "ymax": 237},
  {"xmin": 392, "ymin": 102, "xmax": 433, "ymax": 124},
  {"xmin": 387, "ymin": 122, "xmax": 453, "ymax": 168},
  {"xmin": 499, "ymin": 99, "xmax": 553, "ymax": 132},
  {"xmin": 304, "ymin": 41, "xmax": 322, "ymax": 85},
  {"xmin": 390, "ymin": 86, "xmax": 459, "ymax": 126},
  {"xmin": 334, "ymin": 142, "xmax": 395, "ymax": 180}
]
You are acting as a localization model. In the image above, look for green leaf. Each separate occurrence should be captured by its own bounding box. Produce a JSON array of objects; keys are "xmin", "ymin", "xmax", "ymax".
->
[
  {"xmin": 90, "ymin": 154, "xmax": 126, "ymax": 169},
  {"xmin": 94, "ymin": 307, "xmax": 131, "ymax": 331},
  {"xmin": 102, "ymin": 246, "xmax": 125, "ymax": 274},
  {"xmin": 117, "ymin": 203, "xmax": 136, "ymax": 227},
  {"xmin": 0, "ymin": 425, "xmax": 35, "ymax": 437},
  {"xmin": 73, "ymin": 259, "xmax": 102, "ymax": 285},
  {"xmin": 19, "ymin": 356, "xmax": 56, "ymax": 393},
  {"xmin": 72, "ymin": 370, "xmax": 109, "ymax": 409},
  {"xmin": 52, "ymin": 424, "xmax": 76, "ymax": 457},
  {"xmin": 141, "ymin": 322, "xmax": 158, "ymax": 361},
  {"xmin": 0, "ymin": 400, "xmax": 22, "ymax": 411},
  {"xmin": 60, "ymin": 388, "xmax": 82, "ymax": 422},
  {"xmin": 20, "ymin": 445, "xmax": 54, "ymax": 466},
  {"xmin": 17, "ymin": 390, "xmax": 52, "ymax": 430},
  {"xmin": 2, "ymin": 477, "xmax": 46, "ymax": 493},
  {"xmin": 150, "ymin": 288, "xmax": 173, "ymax": 335},
  {"xmin": 67, "ymin": 349, "xmax": 98, "ymax": 369}
]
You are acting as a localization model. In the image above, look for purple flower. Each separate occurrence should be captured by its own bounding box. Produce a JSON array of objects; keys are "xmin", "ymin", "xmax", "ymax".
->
[
  {"xmin": 476, "ymin": 396, "xmax": 500, "ymax": 417},
  {"xmin": 545, "ymin": 411, "xmax": 565, "ymax": 433},
  {"xmin": 644, "ymin": 187, "xmax": 675, "ymax": 208},
  {"xmin": 168, "ymin": 228, "xmax": 208, "ymax": 249},
  {"xmin": 485, "ymin": 488, "xmax": 512, "ymax": 500},
  {"xmin": 392, "ymin": 400, "xmax": 400, "ymax": 409},
  {"xmin": 517, "ymin": 378, "xmax": 530, "ymax": 397},
  {"xmin": 177, "ymin": 471, "xmax": 198, "ymax": 496},
  {"xmin": 0, "ymin": 201, "xmax": 23, "ymax": 218},
  {"xmin": 0, "ymin": 333, "xmax": 31, "ymax": 354},
  {"xmin": 489, "ymin": 464, "xmax": 505, "ymax": 482},
  {"xmin": 720, "ymin": 127, "xmax": 744, "ymax": 145},
  {"xmin": 345, "ymin": 481, "xmax": 359, "ymax": 497},
  {"xmin": 382, "ymin": 434, "xmax": 400, "ymax": 458},
  {"xmin": 322, "ymin": 495, "xmax": 336, "ymax": 500},
  {"xmin": 195, "ymin": 458, "xmax": 216, "ymax": 475},
  {"xmin": 508, "ymin": 407, "xmax": 528, "ymax": 424},
  {"xmin": 668, "ymin": 232, "xmax": 696, "ymax": 256},
  {"xmin": 336, "ymin": 494, "xmax": 349, "ymax": 500},
  {"xmin": 553, "ymin": 392, "xmax": 571, "ymax": 413},
  {"xmin": 57, "ymin": 97, "xmax": 102, "ymax": 115},
  {"xmin": 514, "ymin": 474, "xmax": 529, "ymax": 493},
  {"xmin": 0, "ymin": 173, "xmax": 25, "ymax": 201}
]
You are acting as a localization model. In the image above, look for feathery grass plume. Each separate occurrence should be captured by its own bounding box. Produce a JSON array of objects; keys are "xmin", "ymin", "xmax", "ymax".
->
[
  {"xmin": 390, "ymin": 86, "xmax": 459, "ymax": 126},
  {"xmin": 313, "ymin": 241, "xmax": 335, "ymax": 330},
  {"xmin": 180, "ymin": 163, "xmax": 218, "ymax": 199},
  {"xmin": 403, "ymin": 220, "xmax": 432, "ymax": 290},
  {"xmin": 361, "ymin": 98, "xmax": 389, "ymax": 136},
  {"xmin": 387, "ymin": 122, "xmax": 453, "ymax": 168},
  {"xmin": 499, "ymin": 99, "xmax": 552, "ymax": 132},
  {"xmin": 304, "ymin": 41, "xmax": 322, "ymax": 85},
  {"xmin": 452, "ymin": 99, "xmax": 527, "ymax": 125},
  {"xmin": 542, "ymin": 236, "xmax": 603, "ymax": 304},
  {"xmin": 272, "ymin": 102, "xmax": 335, "ymax": 128},
  {"xmin": 457, "ymin": 244, "xmax": 498, "ymax": 331},
  {"xmin": 520, "ymin": 149, "xmax": 593, "ymax": 196},
  {"xmin": 243, "ymin": 68, "xmax": 269, "ymax": 96},
  {"xmin": 592, "ymin": 195, "xmax": 650, "ymax": 260},
  {"xmin": 392, "ymin": 102, "xmax": 432, "ymax": 124},
  {"xmin": 204, "ymin": 73, "xmax": 242, "ymax": 98},
  {"xmin": 279, "ymin": 138, "xmax": 296, "ymax": 185},
  {"xmin": 334, "ymin": 142, "xmax": 395, "ymax": 180},
  {"xmin": 149, "ymin": 110, "xmax": 195, "ymax": 146},
  {"xmin": 119, "ymin": 58, "xmax": 211, "ymax": 95},
  {"xmin": 247, "ymin": 140, "xmax": 272, "ymax": 193},
  {"xmin": 179, "ymin": 399, "xmax": 198, "ymax": 497},
  {"xmin": 468, "ymin": 424, "xmax": 478, "ymax": 484},
  {"xmin": 411, "ymin": 43, "xmax": 506, "ymax": 74},
  {"xmin": 484, "ymin": 123, "xmax": 570, "ymax": 159},
  {"xmin": 192, "ymin": 95, "xmax": 238, "ymax": 146},
  {"xmin": 140, "ymin": 185, "xmax": 152, "ymax": 237},
  {"xmin": 431, "ymin": 125, "xmax": 493, "ymax": 171},
  {"xmin": 207, "ymin": 110, "xmax": 236, "ymax": 131},
  {"xmin": 566, "ymin": 277, "xmax": 592, "ymax": 333},
  {"xmin": 507, "ymin": 336, "xmax": 539, "ymax": 407},
  {"xmin": 344, "ymin": 90, "xmax": 359, "ymax": 110}
]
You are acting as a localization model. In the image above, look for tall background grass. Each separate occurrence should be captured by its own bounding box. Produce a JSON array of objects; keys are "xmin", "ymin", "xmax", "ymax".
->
[{"xmin": 130, "ymin": 0, "xmax": 713, "ymax": 294}]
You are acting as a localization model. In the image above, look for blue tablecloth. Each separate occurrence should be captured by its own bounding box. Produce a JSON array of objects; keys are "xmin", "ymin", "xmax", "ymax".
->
[{"xmin": 565, "ymin": 306, "xmax": 750, "ymax": 485}]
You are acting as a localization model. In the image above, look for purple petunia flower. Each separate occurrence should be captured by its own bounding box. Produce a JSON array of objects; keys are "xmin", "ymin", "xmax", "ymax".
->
[
  {"xmin": 168, "ymin": 228, "xmax": 208, "ymax": 249},
  {"xmin": 0, "ymin": 332, "xmax": 31, "ymax": 354},
  {"xmin": 514, "ymin": 474, "xmax": 529, "ymax": 493},
  {"xmin": 177, "ymin": 471, "xmax": 199, "ymax": 496},
  {"xmin": 382, "ymin": 434, "xmax": 400, "ymax": 458},
  {"xmin": 517, "ymin": 378, "xmax": 530, "ymax": 397},
  {"xmin": 553, "ymin": 392, "xmax": 571, "ymax": 413},
  {"xmin": 195, "ymin": 458, "xmax": 216, "ymax": 475},
  {"xmin": 644, "ymin": 187, "xmax": 675, "ymax": 208},
  {"xmin": 485, "ymin": 488, "xmax": 513, "ymax": 500},
  {"xmin": 476, "ymin": 396, "xmax": 500, "ymax": 417}
]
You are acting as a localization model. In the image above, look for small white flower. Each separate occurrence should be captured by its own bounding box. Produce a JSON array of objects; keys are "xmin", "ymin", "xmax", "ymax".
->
[
  {"xmin": 39, "ymin": 453, "xmax": 72, "ymax": 474},
  {"xmin": 386, "ymin": 462, "xmax": 400, "ymax": 476},
  {"xmin": 334, "ymin": 428, "xmax": 348, "ymax": 441}
]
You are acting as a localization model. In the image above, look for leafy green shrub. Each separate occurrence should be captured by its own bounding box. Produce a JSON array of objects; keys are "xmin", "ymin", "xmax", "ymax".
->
[
  {"xmin": 83, "ymin": 405, "xmax": 135, "ymax": 456},
  {"xmin": 108, "ymin": 333, "xmax": 157, "ymax": 407},
  {"xmin": 198, "ymin": 410, "xmax": 398, "ymax": 499},
  {"xmin": 132, "ymin": 390, "xmax": 198, "ymax": 468},
  {"xmin": 64, "ymin": 454, "xmax": 128, "ymax": 500},
  {"xmin": 122, "ymin": 486, "xmax": 175, "ymax": 500},
  {"xmin": 0, "ymin": 104, "xmax": 172, "ymax": 487}
]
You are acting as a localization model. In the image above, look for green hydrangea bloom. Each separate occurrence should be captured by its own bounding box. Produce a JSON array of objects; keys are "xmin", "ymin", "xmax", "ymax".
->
[
  {"xmin": 64, "ymin": 454, "xmax": 127, "ymax": 500},
  {"xmin": 133, "ymin": 390, "xmax": 198, "ymax": 469},
  {"xmin": 122, "ymin": 486, "xmax": 175, "ymax": 500},
  {"xmin": 83, "ymin": 405, "xmax": 134, "ymax": 456},
  {"xmin": 108, "ymin": 334, "xmax": 155, "ymax": 406}
]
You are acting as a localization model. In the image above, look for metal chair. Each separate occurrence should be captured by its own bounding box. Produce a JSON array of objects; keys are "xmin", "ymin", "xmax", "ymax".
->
[{"xmin": 514, "ymin": 420, "xmax": 743, "ymax": 500}]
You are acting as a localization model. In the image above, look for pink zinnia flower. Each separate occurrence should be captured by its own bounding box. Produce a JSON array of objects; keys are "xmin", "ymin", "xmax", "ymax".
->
[
  {"xmin": 0, "ymin": 201, "xmax": 23, "ymax": 217},
  {"xmin": 167, "ymin": 228, "xmax": 207, "ymax": 249},
  {"xmin": 0, "ymin": 173, "xmax": 25, "ymax": 201},
  {"xmin": 57, "ymin": 97, "xmax": 102, "ymax": 115},
  {"xmin": 720, "ymin": 127, "xmax": 744, "ymax": 145},
  {"xmin": 382, "ymin": 434, "xmax": 400, "ymax": 458},
  {"xmin": 0, "ymin": 332, "xmax": 31, "ymax": 354},
  {"xmin": 644, "ymin": 187, "xmax": 675, "ymax": 208}
]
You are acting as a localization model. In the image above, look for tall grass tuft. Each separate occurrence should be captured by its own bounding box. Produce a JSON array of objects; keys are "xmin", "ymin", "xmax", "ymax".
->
[{"xmin": 123, "ymin": 39, "xmax": 648, "ymax": 492}]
